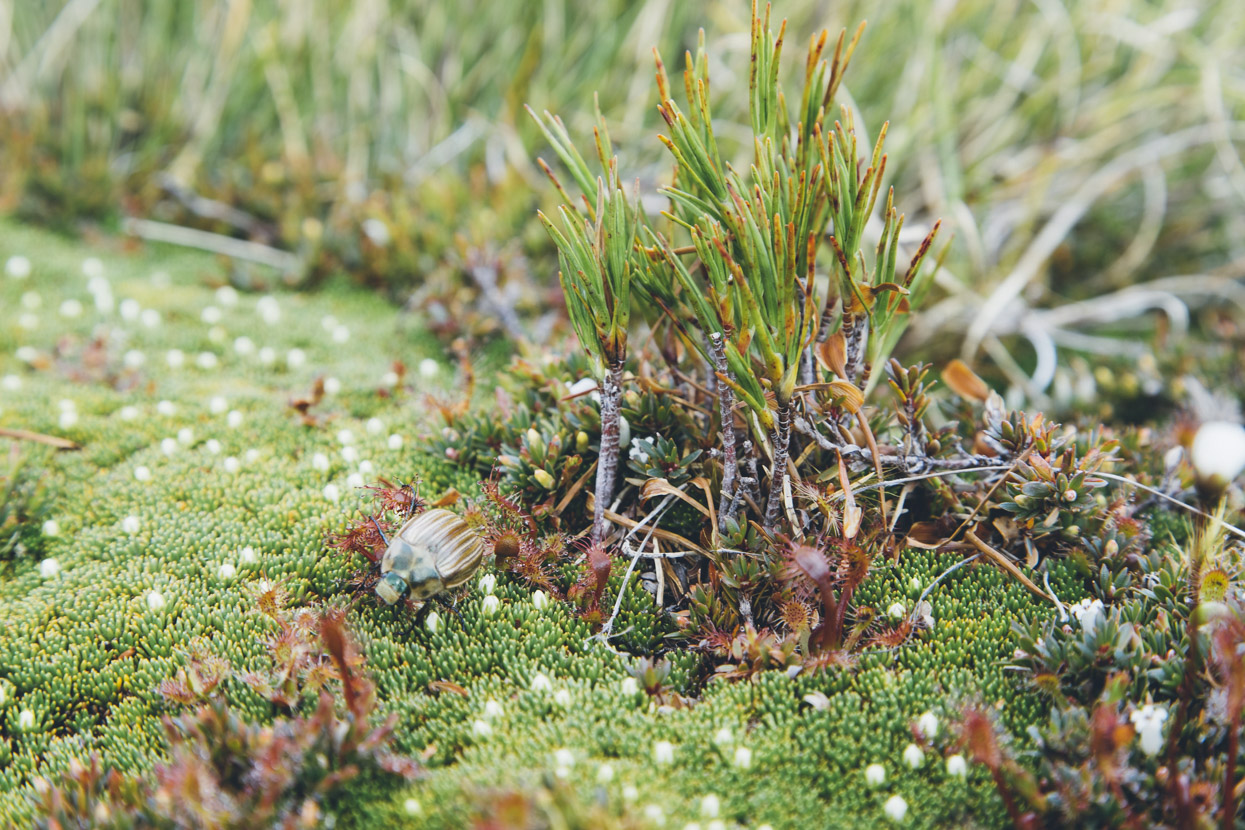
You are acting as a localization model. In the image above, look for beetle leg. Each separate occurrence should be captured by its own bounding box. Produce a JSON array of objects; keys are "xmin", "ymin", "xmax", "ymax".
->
[
  {"xmin": 433, "ymin": 592, "xmax": 466, "ymax": 627},
  {"xmin": 401, "ymin": 479, "xmax": 421, "ymax": 519}
]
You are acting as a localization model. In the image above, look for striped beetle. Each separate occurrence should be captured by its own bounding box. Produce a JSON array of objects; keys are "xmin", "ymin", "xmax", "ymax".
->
[{"xmin": 373, "ymin": 508, "xmax": 486, "ymax": 605}]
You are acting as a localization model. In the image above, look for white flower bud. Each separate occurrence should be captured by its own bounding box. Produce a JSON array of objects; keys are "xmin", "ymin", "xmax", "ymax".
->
[
  {"xmin": 946, "ymin": 754, "xmax": 968, "ymax": 777},
  {"xmin": 884, "ymin": 795, "xmax": 908, "ymax": 824},
  {"xmin": 903, "ymin": 743, "xmax": 925, "ymax": 769},
  {"xmin": 864, "ymin": 763, "xmax": 886, "ymax": 787}
]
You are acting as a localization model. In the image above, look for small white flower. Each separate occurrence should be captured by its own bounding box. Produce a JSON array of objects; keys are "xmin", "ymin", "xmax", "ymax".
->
[
  {"xmin": 119, "ymin": 298, "xmax": 140, "ymax": 321},
  {"xmin": 58, "ymin": 410, "xmax": 78, "ymax": 429},
  {"xmin": 16, "ymin": 346, "xmax": 38, "ymax": 363},
  {"xmin": 1129, "ymin": 704, "xmax": 1168, "ymax": 757},
  {"xmin": 481, "ymin": 595, "xmax": 501, "ymax": 616},
  {"xmin": 240, "ymin": 546, "xmax": 258, "ymax": 565},
  {"xmin": 472, "ymin": 719, "xmax": 493, "ymax": 738},
  {"xmin": 402, "ymin": 798, "xmax": 421, "ymax": 816},
  {"xmin": 1, "ymin": 375, "xmax": 19, "ymax": 391},
  {"xmin": 332, "ymin": 326, "xmax": 350, "ymax": 344},
  {"xmin": 643, "ymin": 805, "xmax": 664, "ymax": 826},
  {"xmin": 118, "ymin": 405, "xmax": 138, "ymax": 420},
  {"xmin": 223, "ymin": 457, "xmax": 241, "ymax": 474},
  {"xmin": 553, "ymin": 688, "xmax": 572, "ymax": 707},
  {"xmin": 362, "ymin": 218, "xmax": 391, "ymax": 246},
  {"xmin": 124, "ymin": 350, "xmax": 146, "ymax": 368},
  {"xmin": 620, "ymin": 677, "xmax": 639, "ymax": 696},
  {"xmin": 887, "ymin": 602, "xmax": 907, "ymax": 620},
  {"xmin": 622, "ymin": 785, "xmax": 639, "ymax": 803},
  {"xmin": 59, "ymin": 299, "xmax": 83, "ymax": 318},
  {"xmin": 201, "ymin": 305, "xmax": 222, "ymax": 324},
  {"xmin": 146, "ymin": 590, "xmax": 166, "ymax": 611},
  {"xmin": 358, "ymin": 460, "xmax": 375, "ymax": 474},
  {"xmin": 141, "ymin": 308, "xmax": 161, "ymax": 328},
  {"xmin": 865, "ymin": 764, "xmax": 886, "ymax": 787},
  {"xmin": 177, "ymin": 428, "xmax": 194, "ymax": 446},
  {"xmin": 217, "ymin": 563, "xmax": 237, "ymax": 581},
  {"xmin": 531, "ymin": 673, "xmax": 553, "ymax": 693},
  {"xmin": 883, "ymin": 795, "xmax": 908, "ymax": 824},
  {"xmin": 323, "ymin": 377, "xmax": 341, "ymax": 396},
  {"xmin": 346, "ymin": 473, "xmax": 364, "ymax": 488},
  {"xmin": 18, "ymin": 313, "xmax": 38, "ymax": 330},
  {"xmin": 946, "ymin": 754, "xmax": 968, "ymax": 778},
  {"xmin": 206, "ymin": 439, "xmax": 222, "ymax": 455},
  {"xmin": 234, "ymin": 336, "xmax": 255, "ymax": 355},
  {"xmin": 714, "ymin": 727, "xmax": 734, "ymax": 747},
  {"xmin": 653, "ymin": 740, "xmax": 675, "ymax": 765},
  {"xmin": 597, "ymin": 763, "xmax": 614, "ymax": 783},
  {"xmin": 6, "ymin": 255, "xmax": 31, "ymax": 278},
  {"xmin": 479, "ymin": 573, "xmax": 497, "ymax": 595},
  {"xmin": 257, "ymin": 296, "xmax": 281, "ymax": 325},
  {"xmin": 323, "ymin": 484, "xmax": 341, "ymax": 502},
  {"xmin": 122, "ymin": 516, "xmax": 141, "ymax": 535},
  {"xmin": 18, "ymin": 709, "xmax": 35, "ymax": 730},
  {"xmin": 92, "ymin": 288, "xmax": 114, "ymax": 314},
  {"xmin": 195, "ymin": 352, "xmax": 218, "ymax": 370},
  {"xmin": 902, "ymin": 743, "xmax": 925, "ymax": 769},
  {"xmin": 1069, "ymin": 597, "xmax": 1105, "ymax": 632},
  {"xmin": 39, "ymin": 558, "xmax": 60, "ymax": 578},
  {"xmin": 1191, "ymin": 421, "xmax": 1245, "ymax": 485},
  {"xmin": 483, "ymin": 699, "xmax": 504, "ymax": 720},
  {"xmin": 916, "ymin": 711, "xmax": 939, "ymax": 740},
  {"xmin": 425, "ymin": 611, "xmax": 441, "ymax": 633},
  {"xmin": 286, "ymin": 348, "xmax": 306, "ymax": 369},
  {"xmin": 388, "ymin": 434, "xmax": 404, "ymax": 450},
  {"xmin": 216, "ymin": 286, "xmax": 239, "ymax": 307},
  {"xmin": 258, "ymin": 347, "xmax": 276, "ymax": 366},
  {"xmin": 554, "ymin": 748, "xmax": 576, "ymax": 768},
  {"xmin": 82, "ymin": 257, "xmax": 104, "ymax": 279},
  {"xmin": 366, "ymin": 417, "xmax": 384, "ymax": 435},
  {"xmin": 156, "ymin": 400, "xmax": 177, "ymax": 416},
  {"xmin": 244, "ymin": 449, "xmax": 260, "ymax": 463},
  {"xmin": 312, "ymin": 453, "xmax": 330, "ymax": 471},
  {"xmin": 134, "ymin": 465, "xmax": 152, "ymax": 481},
  {"xmin": 166, "ymin": 349, "xmax": 185, "ymax": 369},
  {"xmin": 533, "ymin": 589, "xmax": 550, "ymax": 610},
  {"xmin": 734, "ymin": 746, "xmax": 753, "ymax": 769},
  {"xmin": 381, "ymin": 370, "xmax": 399, "ymax": 387},
  {"xmin": 227, "ymin": 410, "xmax": 244, "ymax": 428},
  {"xmin": 700, "ymin": 795, "xmax": 720, "ymax": 818},
  {"xmin": 335, "ymin": 429, "xmax": 355, "ymax": 446},
  {"xmin": 42, "ymin": 520, "xmax": 60, "ymax": 537},
  {"xmin": 419, "ymin": 358, "xmax": 439, "ymax": 379}
]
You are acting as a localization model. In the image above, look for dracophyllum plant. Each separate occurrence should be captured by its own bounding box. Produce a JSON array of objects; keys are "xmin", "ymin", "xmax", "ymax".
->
[
  {"xmin": 533, "ymin": 1, "xmax": 943, "ymax": 536},
  {"xmin": 533, "ymin": 131, "xmax": 640, "ymax": 544}
]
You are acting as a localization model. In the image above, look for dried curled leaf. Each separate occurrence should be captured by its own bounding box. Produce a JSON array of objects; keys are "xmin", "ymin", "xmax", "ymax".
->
[{"xmin": 943, "ymin": 359, "xmax": 990, "ymax": 402}]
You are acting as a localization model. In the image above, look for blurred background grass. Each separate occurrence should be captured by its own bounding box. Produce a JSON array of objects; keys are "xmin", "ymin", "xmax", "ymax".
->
[{"xmin": 1, "ymin": 0, "xmax": 1243, "ymax": 398}]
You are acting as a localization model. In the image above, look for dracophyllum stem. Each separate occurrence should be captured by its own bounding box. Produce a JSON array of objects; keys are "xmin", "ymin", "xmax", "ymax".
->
[
  {"xmin": 592, "ymin": 358, "xmax": 625, "ymax": 545},
  {"xmin": 709, "ymin": 333, "xmax": 740, "ymax": 532},
  {"xmin": 764, "ymin": 391, "xmax": 793, "ymax": 533}
]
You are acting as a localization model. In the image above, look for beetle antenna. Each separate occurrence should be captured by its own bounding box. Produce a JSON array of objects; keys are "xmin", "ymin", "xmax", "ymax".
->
[{"xmin": 368, "ymin": 515, "xmax": 391, "ymax": 546}]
